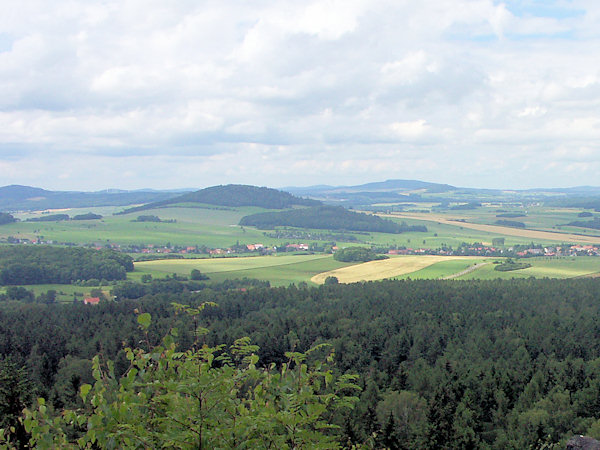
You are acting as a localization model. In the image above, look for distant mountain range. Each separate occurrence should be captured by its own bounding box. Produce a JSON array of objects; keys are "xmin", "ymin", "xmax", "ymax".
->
[
  {"xmin": 286, "ymin": 179, "xmax": 600, "ymax": 196},
  {"xmin": 284, "ymin": 180, "xmax": 600, "ymax": 206},
  {"xmin": 4, "ymin": 180, "xmax": 600, "ymax": 212},
  {"xmin": 0, "ymin": 185, "xmax": 186, "ymax": 211}
]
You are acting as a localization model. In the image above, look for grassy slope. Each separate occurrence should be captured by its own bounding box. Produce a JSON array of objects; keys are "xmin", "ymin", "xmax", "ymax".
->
[
  {"xmin": 393, "ymin": 258, "xmax": 490, "ymax": 280},
  {"xmin": 458, "ymin": 256, "xmax": 600, "ymax": 280},
  {"xmin": 134, "ymin": 254, "xmax": 353, "ymax": 287},
  {"xmin": 6, "ymin": 203, "xmax": 597, "ymax": 250},
  {"xmin": 311, "ymin": 255, "xmax": 489, "ymax": 284}
]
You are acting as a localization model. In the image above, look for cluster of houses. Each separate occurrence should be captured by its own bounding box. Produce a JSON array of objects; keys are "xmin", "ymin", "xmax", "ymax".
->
[
  {"xmin": 388, "ymin": 244, "xmax": 600, "ymax": 258},
  {"xmin": 4, "ymin": 235, "xmax": 599, "ymax": 259},
  {"xmin": 209, "ymin": 243, "xmax": 316, "ymax": 255}
]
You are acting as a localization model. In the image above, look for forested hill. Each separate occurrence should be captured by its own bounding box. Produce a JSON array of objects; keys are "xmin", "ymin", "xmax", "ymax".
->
[
  {"xmin": 239, "ymin": 205, "xmax": 427, "ymax": 233},
  {"xmin": 0, "ymin": 185, "xmax": 180, "ymax": 211},
  {"xmin": 117, "ymin": 184, "xmax": 320, "ymax": 214}
]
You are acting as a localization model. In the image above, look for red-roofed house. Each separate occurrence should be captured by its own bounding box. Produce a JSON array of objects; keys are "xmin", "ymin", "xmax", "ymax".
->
[{"xmin": 84, "ymin": 297, "xmax": 101, "ymax": 305}]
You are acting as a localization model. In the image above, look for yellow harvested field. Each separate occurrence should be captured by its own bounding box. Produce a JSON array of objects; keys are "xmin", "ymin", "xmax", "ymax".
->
[
  {"xmin": 379, "ymin": 212, "xmax": 600, "ymax": 244},
  {"xmin": 311, "ymin": 255, "xmax": 485, "ymax": 284}
]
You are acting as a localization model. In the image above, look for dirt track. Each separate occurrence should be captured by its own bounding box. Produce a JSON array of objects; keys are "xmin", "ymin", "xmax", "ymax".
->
[{"xmin": 442, "ymin": 262, "xmax": 490, "ymax": 280}]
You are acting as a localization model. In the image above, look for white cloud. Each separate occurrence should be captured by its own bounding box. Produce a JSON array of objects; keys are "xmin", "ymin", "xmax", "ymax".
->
[{"xmin": 1, "ymin": 0, "xmax": 600, "ymax": 190}]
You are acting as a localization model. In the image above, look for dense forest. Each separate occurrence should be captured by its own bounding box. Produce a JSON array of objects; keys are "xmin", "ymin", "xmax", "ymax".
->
[
  {"xmin": 567, "ymin": 218, "xmax": 600, "ymax": 230},
  {"xmin": 0, "ymin": 213, "xmax": 16, "ymax": 225},
  {"xmin": 0, "ymin": 246, "xmax": 133, "ymax": 285},
  {"xmin": 240, "ymin": 205, "xmax": 427, "ymax": 234},
  {"xmin": 333, "ymin": 246, "xmax": 387, "ymax": 262},
  {"xmin": 494, "ymin": 219, "xmax": 526, "ymax": 228},
  {"xmin": 72, "ymin": 213, "xmax": 102, "ymax": 220},
  {"xmin": 118, "ymin": 184, "xmax": 320, "ymax": 214},
  {"xmin": 25, "ymin": 214, "xmax": 70, "ymax": 222},
  {"xmin": 3, "ymin": 278, "xmax": 600, "ymax": 447}
]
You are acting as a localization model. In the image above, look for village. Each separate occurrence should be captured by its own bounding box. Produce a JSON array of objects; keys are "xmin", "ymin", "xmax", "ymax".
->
[{"xmin": 3, "ymin": 234, "xmax": 599, "ymax": 260}]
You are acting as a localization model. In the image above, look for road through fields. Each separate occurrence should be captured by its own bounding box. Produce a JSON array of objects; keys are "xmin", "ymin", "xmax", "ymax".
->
[{"xmin": 378, "ymin": 212, "xmax": 600, "ymax": 244}]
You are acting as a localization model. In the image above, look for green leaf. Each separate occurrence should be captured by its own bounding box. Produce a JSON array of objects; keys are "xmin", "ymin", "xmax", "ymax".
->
[
  {"xmin": 137, "ymin": 312, "xmax": 151, "ymax": 329},
  {"xmin": 80, "ymin": 384, "xmax": 92, "ymax": 402}
]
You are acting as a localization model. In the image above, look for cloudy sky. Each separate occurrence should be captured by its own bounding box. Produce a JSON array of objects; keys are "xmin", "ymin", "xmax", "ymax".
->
[{"xmin": 1, "ymin": 0, "xmax": 600, "ymax": 191}]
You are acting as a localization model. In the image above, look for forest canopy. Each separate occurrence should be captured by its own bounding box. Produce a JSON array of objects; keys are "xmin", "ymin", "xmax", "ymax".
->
[
  {"xmin": 0, "ymin": 213, "xmax": 16, "ymax": 225},
  {"xmin": 494, "ymin": 219, "xmax": 526, "ymax": 228},
  {"xmin": 25, "ymin": 214, "xmax": 70, "ymax": 222},
  {"xmin": 567, "ymin": 218, "xmax": 600, "ymax": 230},
  {"xmin": 333, "ymin": 246, "xmax": 387, "ymax": 262},
  {"xmin": 0, "ymin": 245, "xmax": 133, "ymax": 285},
  {"xmin": 71, "ymin": 213, "xmax": 102, "ymax": 220},
  {"xmin": 3, "ymin": 278, "xmax": 600, "ymax": 447},
  {"xmin": 239, "ymin": 205, "xmax": 427, "ymax": 233}
]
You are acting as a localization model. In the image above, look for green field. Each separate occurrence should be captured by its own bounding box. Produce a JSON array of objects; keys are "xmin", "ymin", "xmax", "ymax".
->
[
  {"xmin": 380, "ymin": 204, "xmax": 600, "ymax": 241},
  {"xmin": 5, "ymin": 206, "xmax": 276, "ymax": 248},
  {"xmin": 134, "ymin": 254, "xmax": 353, "ymax": 286},
  {"xmin": 4, "ymin": 203, "xmax": 599, "ymax": 251},
  {"xmin": 457, "ymin": 256, "xmax": 600, "ymax": 280},
  {"xmin": 393, "ymin": 258, "xmax": 491, "ymax": 280}
]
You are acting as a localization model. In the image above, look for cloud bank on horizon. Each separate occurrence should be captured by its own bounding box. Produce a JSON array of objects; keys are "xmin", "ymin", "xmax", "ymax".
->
[{"xmin": 1, "ymin": 0, "xmax": 599, "ymax": 190}]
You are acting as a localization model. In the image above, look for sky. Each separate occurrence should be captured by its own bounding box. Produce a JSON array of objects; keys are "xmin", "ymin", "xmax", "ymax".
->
[{"xmin": 1, "ymin": 0, "xmax": 600, "ymax": 191}]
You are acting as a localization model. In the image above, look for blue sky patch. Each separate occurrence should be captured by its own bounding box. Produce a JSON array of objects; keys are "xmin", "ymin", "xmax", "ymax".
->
[
  {"xmin": 502, "ymin": 0, "xmax": 585, "ymax": 19},
  {"xmin": 0, "ymin": 33, "xmax": 14, "ymax": 52}
]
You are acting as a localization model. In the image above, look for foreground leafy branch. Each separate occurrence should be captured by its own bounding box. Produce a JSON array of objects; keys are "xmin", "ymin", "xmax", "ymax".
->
[{"xmin": 1, "ymin": 303, "xmax": 360, "ymax": 449}]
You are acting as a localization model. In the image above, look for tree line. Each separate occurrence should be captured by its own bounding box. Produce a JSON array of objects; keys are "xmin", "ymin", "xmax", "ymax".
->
[{"xmin": 240, "ymin": 205, "xmax": 427, "ymax": 234}]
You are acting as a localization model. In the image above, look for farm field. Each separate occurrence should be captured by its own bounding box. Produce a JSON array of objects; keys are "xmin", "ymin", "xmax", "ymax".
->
[
  {"xmin": 5, "ymin": 206, "xmax": 269, "ymax": 246},
  {"xmin": 134, "ymin": 254, "xmax": 353, "ymax": 286},
  {"xmin": 394, "ymin": 258, "xmax": 491, "ymax": 280},
  {"xmin": 312, "ymin": 255, "xmax": 600, "ymax": 284},
  {"xmin": 4, "ymin": 205, "xmax": 405, "ymax": 249},
  {"xmin": 381, "ymin": 212, "xmax": 600, "ymax": 244},
  {"xmin": 4, "ymin": 202, "xmax": 600, "ymax": 252},
  {"xmin": 457, "ymin": 256, "xmax": 600, "ymax": 280},
  {"xmin": 311, "ymin": 255, "xmax": 489, "ymax": 284}
]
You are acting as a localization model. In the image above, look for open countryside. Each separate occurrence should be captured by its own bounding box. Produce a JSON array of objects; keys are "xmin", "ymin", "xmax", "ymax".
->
[
  {"xmin": 311, "ymin": 255, "xmax": 489, "ymax": 284},
  {"xmin": 134, "ymin": 253, "xmax": 353, "ymax": 286},
  {"xmin": 379, "ymin": 212, "xmax": 600, "ymax": 244},
  {"xmin": 7, "ymin": 184, "xmax": 600, "ymax": 448}
]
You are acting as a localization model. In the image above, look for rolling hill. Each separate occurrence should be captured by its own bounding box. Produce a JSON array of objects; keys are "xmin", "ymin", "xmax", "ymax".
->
[{"xmin": 116, "ymin": 184, "xmax": 320, "ymax": 215}]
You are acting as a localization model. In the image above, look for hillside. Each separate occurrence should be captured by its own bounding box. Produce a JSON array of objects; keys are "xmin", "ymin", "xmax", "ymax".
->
[
  {"xmin": 117, "ymin": 184, "xmax": 320, "ymax": 214},
  {"xmin": 239, "ymin": 205, "xmax": 427, "ymax": 233},
  {"xmin": 285, "ymin": 179, "xmax": 455, "ymax": 194},
  {"xmin": 285, "ymin": 179, "xmax": 600, "ymax": 208},
  {"xmin": 0, "ymin": 185, "xmax": 181, "ymax": 211}
]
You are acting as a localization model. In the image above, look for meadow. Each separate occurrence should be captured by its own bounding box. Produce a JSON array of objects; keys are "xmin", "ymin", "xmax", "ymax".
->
[
  {"xmin": 311, "ymin": 255, "xmax": 489, "ymax": 284},
  {"xmin": 5, "ymin": 202, "xmax": 599, "ymax": 252},
  {"xmin": 134, "ymin": 254, "xmax": 353, "ymax": 287},
  {"xmin": 457, "ymin": 256, "xmax": 600, "ymax": 280}
]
